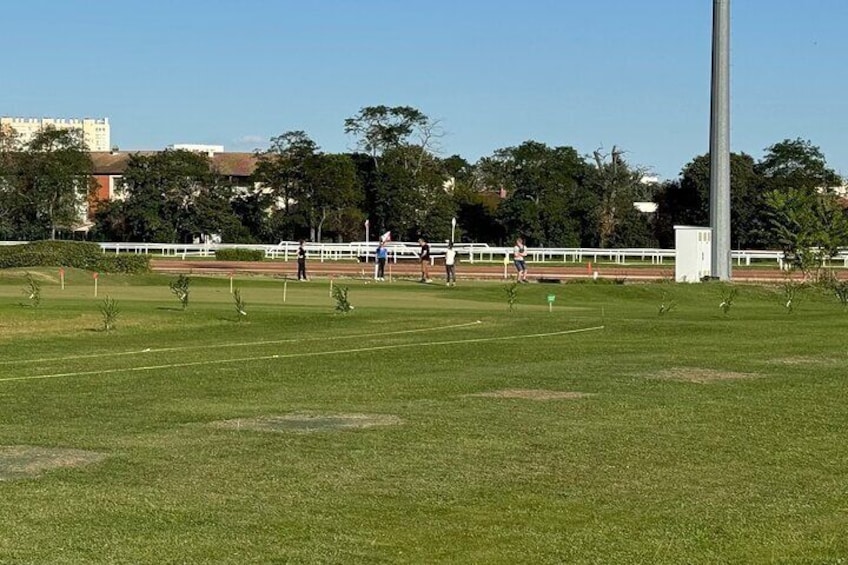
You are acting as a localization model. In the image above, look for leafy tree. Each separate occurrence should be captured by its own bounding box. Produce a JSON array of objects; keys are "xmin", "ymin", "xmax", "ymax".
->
[
  {"xmin": 109, "ymin": 150, "xmax": 234, "ymax": 242},
  {"xmin": 11, "ymin": 128, "xmax": 95, "ymax": 239},
  {"xmin": 655, "ymin": 152, "xmax": 763, "ymax": 248},
  {"xmin": 765, "ymin": 187, "xmax": 848, "ymax": 279},
  {"xmin": 0, "ymin": 126, "xmax": 21, "ymax": 237},
  {"xmin": 757, "ymin": 138, "xmax": 842, "ymax": 249},
  {"xmin": 346, "ymin": 107, "xmax": 453, "ymax": 241},
  {"xmin": 482, "ymin": 141, "xmax": 591, "ymax": 247},
  {"xmin": 344, "ymin": 105, "xmax": 439, "ymax": 173},
  {"xmin": 757, "ymin": 138, "xmax": 842, "ymax": 195},
  {"xmin": 441, "ymin": 155, "xmax": 501, "ymax": 243},
  {"xmin": 253, "ymin": 131, "xmax": 318, "ymax": 241},
  {"xmin": 307, "ymin": 153, "xmax": 362, "ymax": 242},
  {"xmin": 587, "ymin": 147, "xmax": 657, "ymax": 248},
  {"xmin": 230, "ymin": 190, "xmax": 274, "ymax": 242}
]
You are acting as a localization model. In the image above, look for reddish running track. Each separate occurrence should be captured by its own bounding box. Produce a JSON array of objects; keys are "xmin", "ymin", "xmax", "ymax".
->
[{"xmin": 151, "ymin": 259, "xmax": 830, "ymax": 283}]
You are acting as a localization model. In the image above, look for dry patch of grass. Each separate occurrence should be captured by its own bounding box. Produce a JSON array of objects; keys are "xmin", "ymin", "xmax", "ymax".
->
[
  {"xmin": 769, "ymin": 355, "xmax": 841, "ymax": 366},
  {"xmin": 212, "ymin": 413, "xmax": 402, "ymax": 433},
  {"xmin": 0, "ymin": 445, "xmax": 107, "ymax": 481},
  {"xmin": 652, "ymin": 367, "xmax": 759, "ymax": 384},
  {"xmin": 466, "ymin": 389, "xmax": 594, "ymax": 400}
]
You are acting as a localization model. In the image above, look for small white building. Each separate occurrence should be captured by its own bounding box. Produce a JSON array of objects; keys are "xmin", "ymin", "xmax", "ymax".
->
[
  {"xmin": 167, "ymin": 144, "xmax": 225, "ymax": 157},
  {"xmin": 674, "ymin": 226, "xmax": 712, "ymax": 283}
]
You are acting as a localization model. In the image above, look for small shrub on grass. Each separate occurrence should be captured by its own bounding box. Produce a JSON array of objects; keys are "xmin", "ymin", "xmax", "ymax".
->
[
  {"xmin": 782, "ymin": 280, "xmax": 801, "ymax": 313},
  {"xmin": 832, "ymin": 280, "xmax": 848, "ymax": 309},
  {"xmin": 169, "ymin": 274, "xmax": 191, "ymax": 310},
  {"xmin": 233, "ymin": 288, "xmax": 248, "ymax": 319},
  {"xmin": 818, "ymin": 271, "xmax": 848, "ymax": 310},
  {"xmin": 99, "ymin": 297, "xmax": 119, "ymax": 331},
  {"xmin": 504, "ymin": 282, "xmax": 519, "ymax": 311},
  {"xmin": 23, "ymin": 273, "xmax": 41, "ymax": 308},
  {"xmin": 332, "ymin": 285, "xmax": 353, "ymax": 313},
  {"xmin": 719, "ymin": 287, "xmax": 737, "ymax": 315},
  {"xmin": 216, "ymin": 248, "xmax": 265, "ymax": 261},
  {"xmin": 658, "ymin": 291, "xmax": 675, "ymax": 315}
]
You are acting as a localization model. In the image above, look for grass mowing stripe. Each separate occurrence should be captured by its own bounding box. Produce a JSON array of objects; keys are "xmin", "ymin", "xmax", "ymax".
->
[
  {"xmin": 0, "ymin": 320, "xmax": 485, "ymax": 366},
  {"xmin": 0, "ymin": 325, "xmax": 604, "ymax": 383}
]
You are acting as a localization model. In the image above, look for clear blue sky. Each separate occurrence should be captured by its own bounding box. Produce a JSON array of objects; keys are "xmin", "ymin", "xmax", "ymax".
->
[{"xmin": 2, "ymin": 0, "xmax": 846, "ymax": 180}]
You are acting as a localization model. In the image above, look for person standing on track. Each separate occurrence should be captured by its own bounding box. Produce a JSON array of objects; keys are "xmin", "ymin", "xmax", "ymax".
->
[
  {"xmin": 513, "ymin": 237, "xmax": 528, "ymax": 283},
  {"xmin": 376, "ymin": 240, "xmax": 388, "ymax": 281},
  {"xmin": 444, "ymin": 241, "xmax": 457, "ymax": 286},
  {"xmin": 418, "ymin": 238, "xmax": 432, "ymax": 283},
  {"xmin": 297, "ymin": 239, "xmax": 308, "ymax": 281}
]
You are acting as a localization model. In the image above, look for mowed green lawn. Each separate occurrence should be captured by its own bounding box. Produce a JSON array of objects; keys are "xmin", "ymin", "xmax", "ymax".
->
[{"xmin": 0, "ymin": 269, "xmax": 846, "ymax": 564}]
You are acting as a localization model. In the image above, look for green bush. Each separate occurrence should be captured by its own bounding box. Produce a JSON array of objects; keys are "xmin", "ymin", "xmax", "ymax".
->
[
  {"xmin": 95, "ymin": 254, "xmax": 150, "ymax": 274},
  {"xmin": 0, "ymin": 241, "xmax": 101, "ymax": 269},
  {"xmin": 0, "ymin": 241, "xmax": 150, "ymax": 273},
  {"xmin": 215, "ymin": 248, "xmax": 265, "ymax": 261}
]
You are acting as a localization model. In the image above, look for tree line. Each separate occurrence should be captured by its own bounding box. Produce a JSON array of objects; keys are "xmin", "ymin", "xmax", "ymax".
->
[{"xmin": 1, "ymin": 105, "xmax": 846, "ymax": 258}]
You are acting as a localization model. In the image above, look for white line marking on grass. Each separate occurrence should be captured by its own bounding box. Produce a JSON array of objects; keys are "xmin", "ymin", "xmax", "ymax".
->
[
  {"xmin": 0, "ymin": 325, "xmax": 604, "ymax": 384},
  {"xmin": 0, "ymin": 320, "xmax": 485, "ymax": 367}
]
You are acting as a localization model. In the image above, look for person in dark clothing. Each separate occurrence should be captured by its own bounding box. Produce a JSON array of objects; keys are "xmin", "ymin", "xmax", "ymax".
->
[
  {"xmin": 297, "ymin": 240, "xmax": 308, "ymax": 281},
  {"xmin": 418, "ymin": 238, "xmax": 431, "ymax": 282}
]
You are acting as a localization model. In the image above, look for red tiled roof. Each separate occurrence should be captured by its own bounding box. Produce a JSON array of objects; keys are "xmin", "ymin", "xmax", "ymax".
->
[
  {"xmin": 90, "ymin": 151, "xmax": 257, "ymax": 177},
  {"xmin": 211, "ymin": 152, "xmax": 257, "ymax": 177}
]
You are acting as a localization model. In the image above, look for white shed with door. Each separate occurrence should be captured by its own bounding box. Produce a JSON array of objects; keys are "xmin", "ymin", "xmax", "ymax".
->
[{"xmin": 674, "ymin": 226, "xmax": 712, "ymax": 283}]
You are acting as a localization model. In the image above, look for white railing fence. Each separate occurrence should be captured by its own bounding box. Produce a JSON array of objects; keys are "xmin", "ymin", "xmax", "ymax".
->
[{"xmin": 2, "ymin": 241, "xmax": 847, "ymax": 268}]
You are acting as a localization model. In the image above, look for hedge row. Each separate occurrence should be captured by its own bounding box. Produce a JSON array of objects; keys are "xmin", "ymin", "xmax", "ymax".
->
[
  {"xmin": 0, "ymin": 241, "xmax": 150, "ymax": 273},
  {"xmin": 215, "ymin": 248, "xmax": 265, "ymax": 261}
]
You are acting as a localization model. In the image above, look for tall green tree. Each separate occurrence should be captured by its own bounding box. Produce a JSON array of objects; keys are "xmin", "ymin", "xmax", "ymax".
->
[
  {"xmin": 253, "ymin": 131, "xmax": 318, "ymax": 241},
  {"xmin": 346, "ymin": 106, "xmax": 452, "ymax": 240},
  {"xmin": 654, "ymin": 152, "xmax": 763, "ymax": 248},
  {"xmin": 12, "ymin": 128, "xmax": 95, "ymax": 239},
  {"xmin": 108, "ymin": 150, "xmax": 234, "ymax": 242},
  {"xmin": 481, "ymin": 141, "xmax": 591, "ymax": 247},
  {"xmin": 304, "ymin": 153, "xmax": 362, "ymax": 242},
  {"xmin": 757, "ymin": 138, "xmax": 842, "ymax": 195},
  {"xmin": 344, "ymin": 105, "xmax": 438, "ymax": 173},
  {"xmin": 765, "ymin": 187, "xmax": 848, "ymax": 278},
  {"xmin": 0, "ymin": 126, "xmax": 21, "ymax": 237},
  {"xmin": 587, "ymin": 147, "xmax": 657, "ymax": 248}
]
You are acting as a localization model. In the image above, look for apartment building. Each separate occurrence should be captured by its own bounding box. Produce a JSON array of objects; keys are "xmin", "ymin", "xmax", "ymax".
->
[{"xmin": 0, "ymin": 116, "xmax": 111, "ymax": 151}]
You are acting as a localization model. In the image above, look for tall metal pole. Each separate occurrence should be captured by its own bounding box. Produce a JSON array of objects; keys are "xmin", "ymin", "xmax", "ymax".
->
[{"xmin": 710, "ymin": 0, "xmax": 732, "ymax": 280}]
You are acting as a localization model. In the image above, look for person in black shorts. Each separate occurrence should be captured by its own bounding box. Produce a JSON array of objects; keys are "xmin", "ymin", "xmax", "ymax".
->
[
  {"xmin": 418, "ymin": 238, "xmax": 431, "ymax": 282},
  {"xmin": 297, "ymin": 240, "xmax": 308, "ymax": 281}
]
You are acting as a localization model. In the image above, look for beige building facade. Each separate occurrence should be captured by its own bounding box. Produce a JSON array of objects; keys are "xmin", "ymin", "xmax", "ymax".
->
[{"xmin": 0, "ymin": 116, "xmax": 111, "ymax": 151}]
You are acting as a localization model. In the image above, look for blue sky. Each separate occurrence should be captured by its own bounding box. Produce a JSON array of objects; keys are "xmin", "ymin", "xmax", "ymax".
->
[{"xmin": 2, "ymin": 0, "xmax": 846, "ymax": 179}]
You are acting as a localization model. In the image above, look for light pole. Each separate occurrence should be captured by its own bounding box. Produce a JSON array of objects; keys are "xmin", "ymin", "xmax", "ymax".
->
[
  {"xmin": 451, "ymin": 217, "xmax": 457, "ymax": 243},
  {"xmin": 710, "ymin": 0, "xmax": 731, "ymax": 280}
]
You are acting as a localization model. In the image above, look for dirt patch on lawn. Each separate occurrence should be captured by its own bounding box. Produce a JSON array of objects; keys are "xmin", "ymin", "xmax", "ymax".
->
[
  {"xmin": 467, "ymin": 389, "xmax": 593, "ymax": 400},
  {"xmin": 0, "ymin": 445, "xmax": 107, "ymax": 481},
  {"xmin": 652, "ymin": 367, "xmax": 759, "ymax": 384},
  {"xmin": 212, "ymin": 413, "xmax": 402, "ymax": 433},
  {"xmin": 769, "ymin": 356, "xmax": 839, "ymax": 366}
]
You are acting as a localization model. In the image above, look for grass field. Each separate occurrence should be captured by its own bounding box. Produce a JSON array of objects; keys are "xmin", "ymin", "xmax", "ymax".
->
[{"xmin": 0, "ymin": 269, "xmax": 846, "ymax": 564}]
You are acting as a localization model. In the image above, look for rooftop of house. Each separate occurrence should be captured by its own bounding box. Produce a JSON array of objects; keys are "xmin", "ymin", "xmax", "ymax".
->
[{"xmin": 90, "ymin": 151, "xmax": 257, "ymax": 177}]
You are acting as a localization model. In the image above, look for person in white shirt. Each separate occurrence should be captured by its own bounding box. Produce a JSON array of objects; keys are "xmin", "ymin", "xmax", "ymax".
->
[
  {"xmin": 513, "ymin": 237, "xmax": 528, "ymax": 283},
  {"xmin": 444, "ymin": 242, "xmax": 457, "ymax": 286}
]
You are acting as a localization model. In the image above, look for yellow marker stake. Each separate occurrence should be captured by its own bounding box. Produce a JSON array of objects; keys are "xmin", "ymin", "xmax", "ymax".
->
[{"xmin": 283, "ymin": 280, "xmax": 288, "ymax": 303}]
